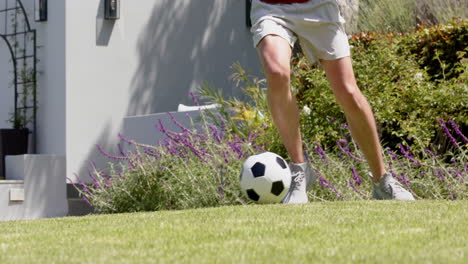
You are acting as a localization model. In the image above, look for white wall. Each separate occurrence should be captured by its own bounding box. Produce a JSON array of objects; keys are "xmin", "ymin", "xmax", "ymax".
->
[
  {"xmin": 1, "ymin": 1, "xmax": 262, "ymax": 182},
  {"xmin": 65, "ymin": 0, "xmax": 262, "ymax": 181},
  {"xmin": 35, "ymin": 0, "xmax": 66, "ymax": 156}
]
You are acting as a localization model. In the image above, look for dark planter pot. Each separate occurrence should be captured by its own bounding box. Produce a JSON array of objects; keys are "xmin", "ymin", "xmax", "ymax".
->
[{"xmin": 0, "ymin": 128, "xmax": 29, "ymax": 178}]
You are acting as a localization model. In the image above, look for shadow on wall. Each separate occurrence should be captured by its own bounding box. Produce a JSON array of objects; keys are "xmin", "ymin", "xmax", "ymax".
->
[
  {"xmin": 76, "ymin": 0, "xmax": 261, "ymax": 182},
  {"xmin": 96, "ymin": 0, "xmax": 116, "ymax": 46},
  {"xmin": 127, "ymin": 0, "xmax": 261, "ymax": 115}
]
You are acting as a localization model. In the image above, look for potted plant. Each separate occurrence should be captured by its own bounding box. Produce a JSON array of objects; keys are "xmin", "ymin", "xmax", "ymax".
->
[{"xmin": 0, "ymin": 65, "xmax": 35, "ymax": 179}]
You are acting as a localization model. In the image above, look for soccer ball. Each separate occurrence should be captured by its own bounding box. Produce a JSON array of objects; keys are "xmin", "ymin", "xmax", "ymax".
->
[{"xmin": 240, "ymin": 152, "xmax": 291, "ymax": 203}]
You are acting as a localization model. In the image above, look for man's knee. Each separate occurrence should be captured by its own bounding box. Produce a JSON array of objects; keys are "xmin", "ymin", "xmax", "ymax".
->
[
  {"xmin": 334, "ymin": 83, "xmax": 366, "ymax": 111},
  {"xmin": 257, "ymin": 36, "xmax": 292, "ymax": 82},
  {"xmin": 263, "ymin": 62, "xmax": 290, "ymax": 82}
]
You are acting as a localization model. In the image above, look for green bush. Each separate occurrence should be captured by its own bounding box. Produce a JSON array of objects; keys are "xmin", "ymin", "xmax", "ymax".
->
[
  {"xmin": 400, "ymin": 18, "xmax": 468, "ymax": 80},
  {"xmin": 292, "ymin": 24, "xmax": 467, "ymax": 150}
]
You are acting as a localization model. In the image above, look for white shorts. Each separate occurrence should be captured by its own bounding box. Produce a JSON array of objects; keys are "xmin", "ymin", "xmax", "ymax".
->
[{"xmin": 250, "ymin": 0, "xmax": 350, "ymax": 64}]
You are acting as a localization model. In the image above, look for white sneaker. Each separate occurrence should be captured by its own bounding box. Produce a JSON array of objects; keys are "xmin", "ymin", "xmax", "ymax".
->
[
  {"xmin": 282, "ymin": 162, "xmax": 315, "ymax": 204},
  {"xmin": 372, "ymin": 173, "xmax": 415, "ymax": 200}
]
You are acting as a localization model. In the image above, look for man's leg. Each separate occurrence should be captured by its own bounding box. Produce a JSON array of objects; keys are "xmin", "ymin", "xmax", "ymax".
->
[
  {"xmin": 320, "ymin": 57, "xmax": 386, "ymax": 183},
  {"xmin": 257, "ymin": 35, "xmax": 305, "ymax": 164},
  {"xmin": 320, "ymin": 57, "xmax": 415, "ymax": 200},
  {"xmin": 257, "ymin": 35, "xmax": 314, "ymax": 203}
]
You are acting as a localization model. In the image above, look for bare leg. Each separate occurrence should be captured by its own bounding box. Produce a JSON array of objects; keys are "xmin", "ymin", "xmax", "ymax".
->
[
  {"xmin": 257, "ymin": 35, "xmax": 304, "ymax": 163},
  {"xmin": 320, "ymin": 57, "xmax": 386, "ymax": 183}
]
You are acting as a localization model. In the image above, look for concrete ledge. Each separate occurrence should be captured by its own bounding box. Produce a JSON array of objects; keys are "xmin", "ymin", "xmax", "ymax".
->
[
  {"xmin": 0, "ymin": 180, "xmax": 24, "ymax": 184},
  {"xmin": 122, "ymin": 110, "xmax": 206, "ymax": 151},
  {"xmin": 1, "ymin": 155, "xmax": 67, "ymax": 221}
]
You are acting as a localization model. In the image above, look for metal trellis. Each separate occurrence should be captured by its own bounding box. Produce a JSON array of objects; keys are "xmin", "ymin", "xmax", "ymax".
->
[{"xmin": 0, "ymin": 0, "xmax": 37, "ymax": 153}]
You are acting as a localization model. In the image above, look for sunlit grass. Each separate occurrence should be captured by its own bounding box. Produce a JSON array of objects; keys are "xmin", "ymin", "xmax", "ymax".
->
[{"xmin": 1, "ymin": 201, "xmax": 467, "ymax": 263}]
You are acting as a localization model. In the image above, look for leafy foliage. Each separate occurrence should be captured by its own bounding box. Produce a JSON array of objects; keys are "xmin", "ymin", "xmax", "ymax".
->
[
  {"xmin": 73, "ymin": 21, "xmax": 468, "ymax": 213},
  {"xmin": 400, "ymin": 18, "xmax": 468, "ymax": 81},
  {"xmin": 292, "ymin": 21, "xmax": 467, "ymax": 150}
]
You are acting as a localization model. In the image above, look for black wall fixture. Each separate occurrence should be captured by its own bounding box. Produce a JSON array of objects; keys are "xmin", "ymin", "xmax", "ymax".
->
[
  {"xmin": 34, "ymin": 0, "xmax": 47, "ymax": 22},
  {"xmin": 105, "ymin": 0, "xmax": 120, "ymax": 20},
  {"xmin": 246, "ymin": 0, "xmax": 252, "ymax": 27}
]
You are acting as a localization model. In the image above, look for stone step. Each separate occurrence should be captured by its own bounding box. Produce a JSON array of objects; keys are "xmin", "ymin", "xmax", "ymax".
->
[
  {"xmin": 67, "ymin": 198, "xmax": 94, "ymax": 216},
  {"xmin": 67, "ymin": 183, "xmax": 83, "ymax": 199},
  {"xmin": 67, "ymin": 183, "xmax": 94, "ymax": 216}
]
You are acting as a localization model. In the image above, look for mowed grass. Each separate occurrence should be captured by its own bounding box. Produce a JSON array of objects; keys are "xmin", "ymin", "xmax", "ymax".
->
[{"xmin": 0, "ymin": 201, "xmax": 467, "ymax": 263}]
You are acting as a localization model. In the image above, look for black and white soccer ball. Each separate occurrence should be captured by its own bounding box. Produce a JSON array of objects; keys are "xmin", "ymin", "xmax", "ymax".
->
[{"xmin": 240, "ymin": 152, "xmax": 291, "ymax": 203}]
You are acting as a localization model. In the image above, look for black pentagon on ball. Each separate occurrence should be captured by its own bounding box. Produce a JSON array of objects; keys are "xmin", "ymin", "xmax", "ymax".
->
[
  {"xmin": 276, "ymin": 157, "xmax": 287, "ymax": 169},
  {"xmin": 246, "ymin": 189, "xmax": 260, "ymax": 201},
  {"xmin": 271, "ymin": 181, "xmax": 285, "ymax": 196},
  {"xmin": 251, "ymin": 162, "xmax": 266, "ymax": 178}
]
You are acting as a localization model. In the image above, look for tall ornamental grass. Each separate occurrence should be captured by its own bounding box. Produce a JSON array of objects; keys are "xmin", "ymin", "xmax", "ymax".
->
[{"xmin": 357, "ymin": 0, "xmax": 467, "ymax": 33}]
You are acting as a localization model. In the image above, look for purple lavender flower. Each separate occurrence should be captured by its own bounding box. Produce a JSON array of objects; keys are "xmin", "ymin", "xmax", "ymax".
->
[
  {"xmin": 386, "ymin": 147, "xmax": 399, "ymax": 161},
  {"xmin": 448, "ymin": 120, "xmax": 468, "ymax": 143},
  {"xmin": 336, "ymin": 139, "xmax": 365, "ymax": 162},
  {"xmin": 348, "ymin": 179, "xmax": 366, "ymax": 196},
  {"xmin": 118, "ymin": 133, "xmax": 135, "ymax": 146},
  {"xmin": 228, "ymin": 141, "xmax": 244, "ymax": 159},
  {"xmin": 313, "ymin": 142, "xmax": 329, "ymax": 165},
  {"xmin": 96, "ymin": 144, "xmax": 130, "ymax": 160},
  {"xmin": 398, "ymin": 144, "xmax": 422, "ymax": 166},
  {"xmin": 424, "ymin": 148, "xmax": 436, "ymax": 158},
  {"xmin": 313, "ymin": 168, "xmax": 343, "ymax": 199},
  {"xmin": 438, "ymin": 119, "xmax": 458, "ymax": 147},
  {"xmin": 350, "ymin": 167, "xmax": 362, "ymax": 186},
  {"xmin": 209, "ymin": 125, "xmax": 222, "ymax": 143},
  {"xmin": 435, "ymin": 168, "xmax": 445, "ymax": 180},
  {"xmin": 189, "ymin": 92, "xmax": 200, "ymax": 106},
  {"xmin": 168, "ymin": 112, "xmax": 193, "ymax": 134}
]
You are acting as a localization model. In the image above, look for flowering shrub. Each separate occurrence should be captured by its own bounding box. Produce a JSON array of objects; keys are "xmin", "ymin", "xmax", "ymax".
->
[
  {"xmin": 72, "ymin": 106, "xmax": 467, "ymax": 213},
  {"xmin": 306, "ymin": 119, "xmax": 467, "ymax": 201},
  {"xmin": 72, "ymin": 21, "xmax": 467, "ymax": 213},
  {"xmin": 71, "ymin": 111, "xmax": 266, "ymax": 213}
]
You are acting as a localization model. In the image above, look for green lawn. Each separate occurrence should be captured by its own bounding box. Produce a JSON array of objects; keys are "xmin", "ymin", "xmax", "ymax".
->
[{"xmin": 0, "ymin": 201, "xmax": 467, "ymax": 263}]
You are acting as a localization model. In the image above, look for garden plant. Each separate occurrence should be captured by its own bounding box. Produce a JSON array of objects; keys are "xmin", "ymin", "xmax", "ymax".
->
[
  {"xmin": 1, "ymin": 3, "xmax": 467, "ymax": 264},
  {"xmin": 72, "ymin": 19, "xmax": 467, "ymax": 214}
]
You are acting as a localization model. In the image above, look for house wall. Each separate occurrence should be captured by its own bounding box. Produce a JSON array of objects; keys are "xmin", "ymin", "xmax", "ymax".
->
[
  {"xmin": 0, "ymin": 0, "xmax": 66, "ymax": 156},
  {"xmin": 65, "ymin": 0, "xmax": 262, "ymax": 181},
  {"xmin": 1, "ymin": 1, "xmax": 263, "ymax": 183},
  {"xmin": 35, "ymin": 1, "xmax": 66, "ymax": 156}
]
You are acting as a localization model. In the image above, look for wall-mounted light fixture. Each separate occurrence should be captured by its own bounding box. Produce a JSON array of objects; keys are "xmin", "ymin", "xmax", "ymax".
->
[
  {"xmin": 105, "ymin": 0, "xmax": 120, "ymax": 20},
  {"xmin": 34, "ymin": 0, "xmax": 47, "ymax": 22},
  {"xmin": 246, "ymin": 0, "xmax": 252, "ymax": 27}
]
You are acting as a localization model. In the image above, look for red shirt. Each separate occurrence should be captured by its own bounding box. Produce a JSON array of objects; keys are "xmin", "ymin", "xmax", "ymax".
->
[{"xmin": 260, "ymin": 0, "xmax": 310, "ymax": 3}]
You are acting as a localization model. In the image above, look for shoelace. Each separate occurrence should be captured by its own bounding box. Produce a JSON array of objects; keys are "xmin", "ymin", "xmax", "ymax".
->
[
  {"xmin": 387, "ymin": 179, "xmax": 406, "ymax": 196},
  {"xmin": 292, "ymin": 171, "xmax": 305, "ymax": 183}
]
